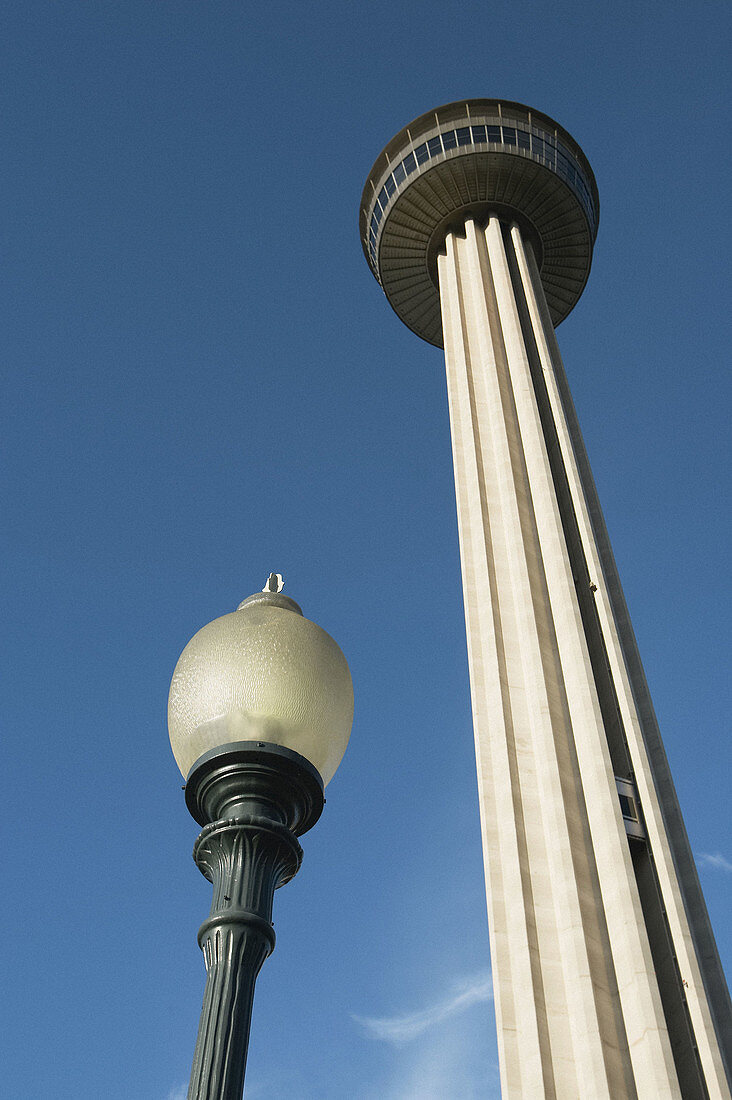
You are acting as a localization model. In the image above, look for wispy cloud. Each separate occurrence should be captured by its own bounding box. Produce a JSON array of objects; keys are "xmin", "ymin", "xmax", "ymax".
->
[
  {"xmin": 166, "ymin": 1085, "xmax": 187, "ymax": 1100},
  {"xmin": 370, "ymin": 1028, "xmax": 500, "ymax": 1100},
  {"xmin": 698, "ymin": 852, "xmax": 732, "ymax": 874},
  {"xmin": 383, "ymin": 1033, "xmax": 500, "ymax": 1100},
  {"xmin": 353, "ymin": 972, "xmax": 493, "ymax": 1045}
]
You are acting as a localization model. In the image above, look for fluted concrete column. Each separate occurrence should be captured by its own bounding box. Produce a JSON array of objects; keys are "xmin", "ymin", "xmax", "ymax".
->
[
  {"xmin": 438, "ymin": 218, "xmax": 682, "ymax": 1098},
  {"xmin": 439, "ymin": 230, "xmax": 550, "ymax": 1098}
]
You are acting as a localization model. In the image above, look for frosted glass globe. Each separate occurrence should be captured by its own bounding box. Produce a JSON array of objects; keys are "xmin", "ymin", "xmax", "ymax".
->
[{"xmin": 168, "ymin": 596, "xmax": 353, "ymax": 785}]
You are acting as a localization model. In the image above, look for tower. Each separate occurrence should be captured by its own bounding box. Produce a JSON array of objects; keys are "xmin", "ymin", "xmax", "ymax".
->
[{"xmin": 360, "ymin": 100, "xmax": 731, "ymax": 1098}]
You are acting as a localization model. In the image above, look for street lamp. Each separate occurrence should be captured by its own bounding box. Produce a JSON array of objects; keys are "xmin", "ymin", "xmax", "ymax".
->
[{"xmin": 168, "ymin": 576, "xmax": 354, "ymax": 1100}]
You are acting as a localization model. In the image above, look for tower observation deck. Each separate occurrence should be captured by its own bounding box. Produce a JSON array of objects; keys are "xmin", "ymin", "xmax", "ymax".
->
[
  {"xmin": 359, "ymin": 99, "xmax": 599, "ymax": 345},
  {"xmin": 360, "ymin": 100, "xmax": 731, "ymax": 1099}
]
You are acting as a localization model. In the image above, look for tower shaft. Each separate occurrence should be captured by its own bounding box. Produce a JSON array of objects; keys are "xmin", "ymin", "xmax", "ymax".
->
[{"xmin": 438, "ymin": 217, "xmax": 731, "ymax": 1098}]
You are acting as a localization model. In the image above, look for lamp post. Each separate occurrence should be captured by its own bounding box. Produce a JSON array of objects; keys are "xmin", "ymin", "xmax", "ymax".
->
[{"xmin": 168, "ymin": 576, "xmax": 354, "ymax": 1100}]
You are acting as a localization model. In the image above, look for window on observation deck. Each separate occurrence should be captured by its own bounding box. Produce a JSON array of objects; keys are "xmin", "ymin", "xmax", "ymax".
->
[
  {"xmin": 367, "ymin": 119, "xmax": 596, "ymax": 245},
  {"xmin": 557, "ymin": 150, "xmax": 576, "ymax": 185}
]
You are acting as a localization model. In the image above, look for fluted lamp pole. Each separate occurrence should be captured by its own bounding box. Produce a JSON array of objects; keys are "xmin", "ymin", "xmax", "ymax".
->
[{"xmin": 168, "ymin": 574, "xmax": 354, "ymax": 1100}]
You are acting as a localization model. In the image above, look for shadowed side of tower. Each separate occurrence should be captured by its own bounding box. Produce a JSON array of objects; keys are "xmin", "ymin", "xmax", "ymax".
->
[{"xmin": 360, "ymin": 100, "xmax": 732, "ymax": 1099}]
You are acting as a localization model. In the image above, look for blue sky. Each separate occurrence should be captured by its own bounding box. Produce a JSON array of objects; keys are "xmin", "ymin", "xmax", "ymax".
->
[{"xmin": 2, "ymin": 3, "xmax": 730, "ymax": 1098}]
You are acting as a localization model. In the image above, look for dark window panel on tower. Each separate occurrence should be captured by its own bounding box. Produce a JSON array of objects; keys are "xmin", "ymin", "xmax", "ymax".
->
[
  {"xmin": 442, "ymin": 130, "xmax": 457, "ymax": 149},
  {"xmin": 471, "ymin": 125, "xmax": 488, "ymax": 143},
  {"xmin": 393, "ymin": 163, "xmax": 406, "ymax": 185},
  {"xmin": 428, "ymin": 135, "xmax": 443, "ymax": 156},
  {"xmin": 415, "ymin": 143, "xmax": 430, "ymax": 165},
  {"xmin": 403, "ymin": 152, "xmax": 417, "ymax": 175},
  {"xmin": 502, "ymin": 127, "xmax": 517, "ymax": 145},
  {"xmin": 517, "ymin": 130, "xmax": 531, "ymax": 150},
  {"xmin": 384, "ymin": 176, "xmax": 396, "ymax": 197},
  {"xmin": 456, "ymin": 127, "xmax": 472, "ymax": 146},
  {"xmin": 618, "ymin": 794, "xmax": 641, "ymax": 823},
  {"xmin": 487, "ymin": 125, "xmax": 501, "ymax": 142}
]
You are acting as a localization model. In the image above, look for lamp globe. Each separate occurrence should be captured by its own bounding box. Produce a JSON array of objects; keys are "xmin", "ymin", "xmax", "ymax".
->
[{"xmin": 169, "ymin": 578, "xmax": 353, "ymax": 1100}]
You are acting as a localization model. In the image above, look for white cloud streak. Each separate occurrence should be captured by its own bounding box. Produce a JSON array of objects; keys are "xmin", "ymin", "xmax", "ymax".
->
[
  {"xmin": 353, "ymin": 972, "xmax": 493, "ymax": 1045},
  {"xmin": 375, "ymin": 1029, "xmax": 500, "ymax": 1100},
  {"xmin": 166, "ymin": 1085, "xmax": 187, "ymax": 1100},
  {"xmin": 698, "ymin": 852, "xmax": 732, "ymax": 874}
]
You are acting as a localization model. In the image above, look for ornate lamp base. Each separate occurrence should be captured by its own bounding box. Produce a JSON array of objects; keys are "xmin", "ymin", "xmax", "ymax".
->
[{"xmin": 184, "ymin": 742, "xmax": 325, "ymax": 1100}]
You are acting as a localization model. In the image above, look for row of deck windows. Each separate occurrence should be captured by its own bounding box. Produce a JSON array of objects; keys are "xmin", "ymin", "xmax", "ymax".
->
[{"xmin": 367, "ymin": 122, "xmax": 596, "ymax": 267}]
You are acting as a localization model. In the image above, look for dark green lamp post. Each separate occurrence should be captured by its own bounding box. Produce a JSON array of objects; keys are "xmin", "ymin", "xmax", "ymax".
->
[{"xmin": 168, "ymin": 576, "xmax": 354, "ymax": 1100}]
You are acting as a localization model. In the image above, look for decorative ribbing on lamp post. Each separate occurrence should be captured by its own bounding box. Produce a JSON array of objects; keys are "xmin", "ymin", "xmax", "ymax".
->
[
  {"xmin": 360, "ymin": 100, "xmax": 732, "ymax": 1099},
  {"xmin": 169, "ymin": 580, "xmax": 354, "ymax": 1100},
  {"xmin": 183, "ymin": 742, "xmax": 323, "ymax": 1100}
]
